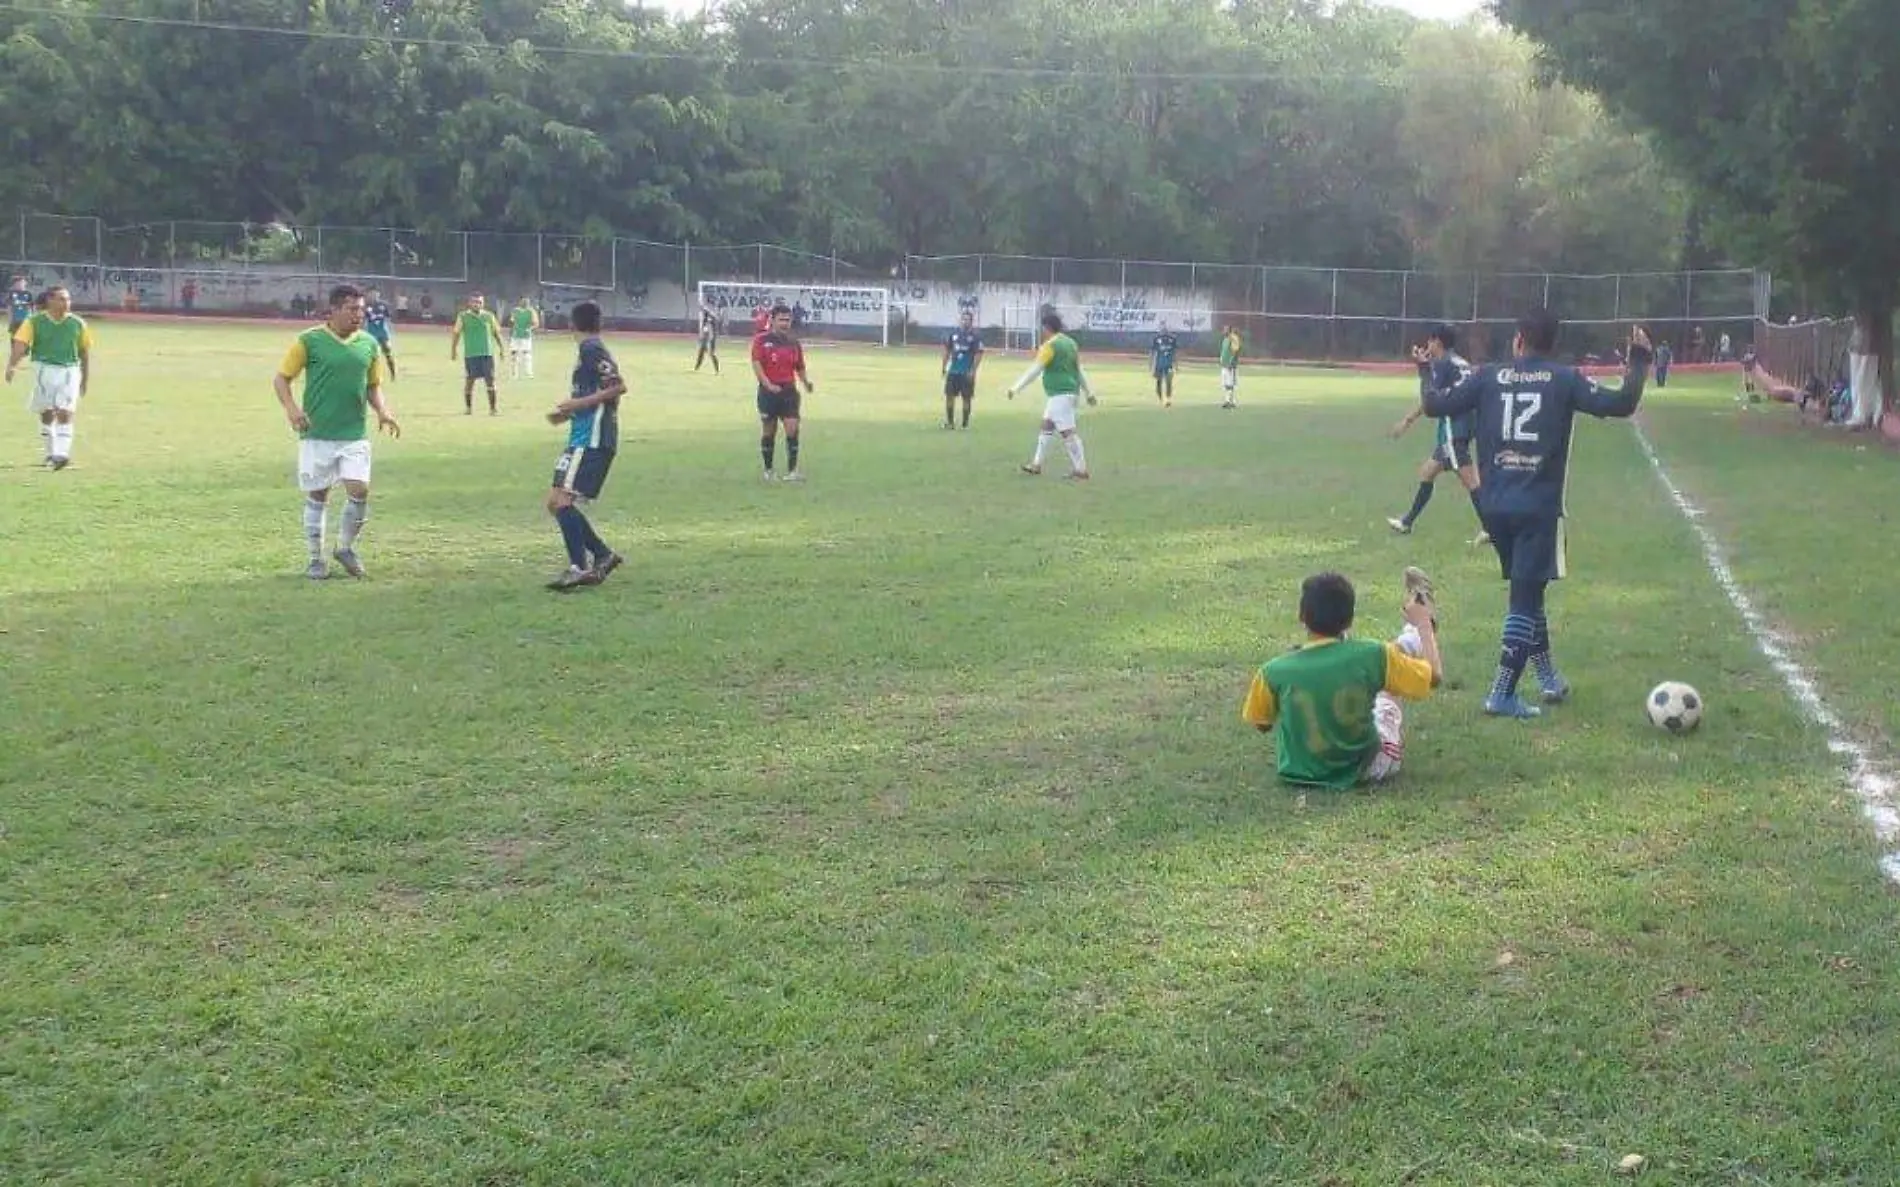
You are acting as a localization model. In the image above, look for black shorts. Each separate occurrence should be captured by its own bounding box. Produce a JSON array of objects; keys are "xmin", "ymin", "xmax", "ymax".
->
[
  {"xmin": 1433, "ymin": 437, "xmax": 1475, "ymax": 471},
  {"xmin": 465, "ymin": 355, "xmax": 496, "ymax": 382},
  {"xmin": 552, "ymin": 446, "xmax": 614, "ymax": 501},
  {"xmin": 757, "ymin": 386, "xmax": 801, "ymax": 420},
  {"xmin": 1485, "ymin": 511, "xmax": 1566, "ymax": 583},
  {"xmin": 944, "ymin": 372, "xmax": 975, "ymax": 399}
]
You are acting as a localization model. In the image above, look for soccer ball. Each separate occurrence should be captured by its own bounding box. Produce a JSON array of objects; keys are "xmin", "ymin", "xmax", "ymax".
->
[{"xmin": 1646, "ymin": 682, "xmax": 1704, "ymax": 733}]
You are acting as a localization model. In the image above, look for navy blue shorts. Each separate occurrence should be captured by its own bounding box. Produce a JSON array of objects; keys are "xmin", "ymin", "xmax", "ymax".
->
[
  {"xmin": 552, "ymin": 446, "xmax": 614, "ymax": 501},
  {"xmin": 943, "ymin": 372, "xmax": 975, "ymax": 399},
  {"xmin": 757, "ymin": 386, "xmax": 801, "ymax": 420},
  {"xmin": 1485, "ymin": 511, "xmax": 1566, "ymax": 582},
  {"xmin": 465, "ymin": 355, "xmax": 495, "ymax": 382}
]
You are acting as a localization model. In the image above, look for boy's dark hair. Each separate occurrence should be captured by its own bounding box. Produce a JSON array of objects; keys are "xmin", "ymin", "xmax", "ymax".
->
[
  {"xmin": 571, "ymin": 300, "xmax": 603, "ymax": 334},
  {"xmin": 1299, "ymin": 572, "xmax": 1356, "ymax": 638},
  {"xmin": 1041, "ymin": 310, "xmax": 1064, "ymax": 334},
  {"xmin": 771, "ymin": 302, "xmax": 792, "ymax": 317},
  {"xmin": 1429, "ymin": 323, "xmax": 1457, "ymax": 351},
  {"xmin": 329, "ymin": 283, "xmax": 364, "ymax": 307},
  {"xmin": 1516, "ymin": 307, "xmax": 1561, "ymax": 355}
]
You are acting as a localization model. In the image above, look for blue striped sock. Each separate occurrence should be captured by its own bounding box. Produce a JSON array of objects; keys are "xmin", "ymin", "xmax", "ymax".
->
[
  {"xmin": 1529, "ymin": 614, "xmax": 1559, "ymax": 687},
  {"xmin": 1489, "ymin": 613, "xmax": 1537, "ymax": 701}
]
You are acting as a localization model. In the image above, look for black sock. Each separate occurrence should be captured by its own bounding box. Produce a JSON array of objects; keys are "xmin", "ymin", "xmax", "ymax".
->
[
  {"xmin": 761, "ymin": 435, "xmax": 776, "ymax": 471},
  {"xmin": 945, "ymin": 396, "xmax": 956, "ymax": 426},
  {"xmin": 711, "ymin": 352, "xmax": 719, "ymax": 374},
  {"xmin": 553, "ymin": 506, "xmax": 589, "ymax": 569},
  {"xmin": 488, "ymin": 385, "xmax": 497, "ymax": 412},
  {"xmin": 961, "ymin": 398, "xmax": 971, "ymax": 427},
  {"xmin": 787, "ymin": 433, "xmax": 800, "ymax": 472},
  {"xmin": 1404, "ymin": 481, "xmax": 1434, "ymax": 525},
  {"xmin": 579, "ymin": 515, "xmax": 611, "ymax": 563}
]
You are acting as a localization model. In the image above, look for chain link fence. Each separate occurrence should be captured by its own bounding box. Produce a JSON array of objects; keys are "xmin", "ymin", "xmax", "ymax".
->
[{"xmin": 3, "ymin": 215, "xmax": 1767, "ymax": 361}]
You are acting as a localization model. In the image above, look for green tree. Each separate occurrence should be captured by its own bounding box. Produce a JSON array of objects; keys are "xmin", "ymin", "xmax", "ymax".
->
[{"xmin": 1498, "ymin": 0, "xmax": 1900, "ymax": 398}]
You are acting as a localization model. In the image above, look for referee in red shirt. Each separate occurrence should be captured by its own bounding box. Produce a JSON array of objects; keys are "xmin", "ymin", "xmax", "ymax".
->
[{"xmin": 752, "ymin": 303, "xmax": 814, "ymax": 482}]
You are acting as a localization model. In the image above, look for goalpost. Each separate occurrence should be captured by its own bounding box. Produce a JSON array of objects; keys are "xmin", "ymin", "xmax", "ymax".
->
[{"xmin": 699, "ymin": 280, "xmax": 890, "ymax": 346}]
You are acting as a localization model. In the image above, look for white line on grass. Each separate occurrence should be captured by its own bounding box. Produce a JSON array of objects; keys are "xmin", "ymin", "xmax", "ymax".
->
[{"xmin": 1633, "ymin": 422, "xmax": 1900, "ymax": 885}]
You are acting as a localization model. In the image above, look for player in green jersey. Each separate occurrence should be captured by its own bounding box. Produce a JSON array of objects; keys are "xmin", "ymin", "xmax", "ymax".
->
[
  {"xmin": 450, "ymin": 293, "xmax": 505, "ymax": 415},
  {"xmin": 1241, "ymin": 569, "xmax": 1443, "ymax": 789},
  {"xmin": 507, "ymin": 296, "xmax": 540, "ymax": 380},
  {"xmin": 274, "ymin": 284, "xmax": 401, "ymax": 580},
  {"xmin": 1218, "ymin": 325, "xmax": 1242, "ymax": 408},
  {"xmin": 6, "ymin": 285, "xmax": 94, "ymax": 469},
  {"xmin": 1004, "ymin": 310, "xmax": 1095, "ymax": 480}
]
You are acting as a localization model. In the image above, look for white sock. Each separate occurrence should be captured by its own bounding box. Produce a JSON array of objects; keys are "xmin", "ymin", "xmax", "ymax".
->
[
  {"xmin": 303, "ymin": 497, "xmax": 327, "ymax": 561},
  {"xmin": 1031, "ymin": 432, "xmax": 1052, "ymax": 466},
  {"xmin": 1393, "ymin": 624, "xmax": 1424, "ymax": 658},
  {"xmin": 339, "ymin": 496, "xmax": 369, "ymax": 549},
  {"xmin": 1064, "ymin": 434, "xmax": 1087, "ymax": 473},
  {"xmin": 51, "ymin": 422, "xmax": 73, "ymax": 459},
  {"xmin": 38, "ymin": 423, "xmax": 51, "ymax": 457}
]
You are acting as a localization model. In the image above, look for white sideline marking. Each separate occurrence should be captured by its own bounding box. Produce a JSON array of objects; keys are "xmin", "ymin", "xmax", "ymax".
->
[{"xmin": 1634, "ymin": 423, "xmax": 1900, "ymax": 885}]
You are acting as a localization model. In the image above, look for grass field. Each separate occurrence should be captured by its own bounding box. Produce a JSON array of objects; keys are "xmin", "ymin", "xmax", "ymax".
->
[{"xmin": 4, "ymin": 322, "xmax": 1899, "ymax": 1185}]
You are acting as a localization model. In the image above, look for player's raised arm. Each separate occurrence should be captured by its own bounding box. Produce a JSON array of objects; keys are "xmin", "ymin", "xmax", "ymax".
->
[
  {"xmin": 1421, "ymin": 364, "xmax": 1486, "ymax": 419},
  {"xmin": 1571, "ymin": 326, "xmax": 1654, "ymax": 419}
]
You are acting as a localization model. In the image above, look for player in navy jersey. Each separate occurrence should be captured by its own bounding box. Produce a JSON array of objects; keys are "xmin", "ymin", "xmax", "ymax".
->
[
  {"xmin": 1423, "ymin": 310, "xmax": 1652, "ymax": 719},
  {"xmin": 8, "ymin": 276, "xmax": 33, "ymax": 332},
  {"xmin": 543, "ymin": 300, "xmax": 627, "ymax": 592},
  {"xmin": 941, "ymin": 310, "xmax": 983, "ymax": 429},
  {"xmin": 1387, "ymin": 324, "xmax": 1486, "ymax": 544},
  {"xmin": 1150, "ymin": 326, "xmax": 1180, "ymax": 407},
  {"xmin": 362, "ymin": 287, "xmax": 397, "ymax": 377}
]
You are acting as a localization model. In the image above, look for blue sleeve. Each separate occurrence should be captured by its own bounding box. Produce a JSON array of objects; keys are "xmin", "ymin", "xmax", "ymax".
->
[
  {"xmin": 1569, "ymin": 356, "xmax": 1648, "ymax": 419},
  {"xmin": 1423, "ymin": 364, "xmax": 1488, "ymax": 418}
]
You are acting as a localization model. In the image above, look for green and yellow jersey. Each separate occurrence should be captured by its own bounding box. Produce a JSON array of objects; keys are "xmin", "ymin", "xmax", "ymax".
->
[
  {"xmin": 1219, "ymin": 331, "xmax": 1242, "ymax": 368},
  {"xmin": 14, "ymin": 311, "xmax": 94, "ymax": 366},
  {"xmin": 1241, "ymin": 637, "xmax": 1433, "ymax": 789},
  {"xmin": 509, "ymin": 305, "xmax": 538, "ymax": 341},
  {"xmin": 456, "ymin": 309, "xmax": 504, "ymax": 358},
  {"xmin": 1035, "ymin": 333, "xmax": 1082, "ymax": 395},
  {"xmin": 279, "ymin": 325, "xmax": 387, "ymax": 441}
]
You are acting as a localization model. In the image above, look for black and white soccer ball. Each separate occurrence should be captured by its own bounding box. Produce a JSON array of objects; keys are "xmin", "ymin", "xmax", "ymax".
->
[{"xmin": 1646, "ymin": 682, "xmax": 1703, "ymax": 733}]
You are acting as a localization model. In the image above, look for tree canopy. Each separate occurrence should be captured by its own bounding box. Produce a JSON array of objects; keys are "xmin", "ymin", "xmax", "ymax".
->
[
  {"xmin": 1498, "ymin": 0, "xmax": 1900, "ymax": 376},
  {"xmin": 0, "ymin": 0, "xmax": 1695, "ymax": 276}
]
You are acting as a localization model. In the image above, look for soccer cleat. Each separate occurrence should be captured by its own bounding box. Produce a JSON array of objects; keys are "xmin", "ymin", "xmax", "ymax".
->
[
  {"xmin": 305, "ymin": 559, "xmax": 330, "ymax": 581},
  {"xmin": 762, "ymin": 469, "xmax": 776, "ymax": 482},
  {"xmin": 1484, "ymin": 694, "xmax": 1543, "ymax": 720},
  {"xmin": 546, "ymin": 566, "xmax": 602, "ymax": 592},
  {"xmin": 1222, "ymin": 399, "xmax": 1236, "ymax": 409},
  {"xmin": 332, "ymin": 548, "xmax": 366, "ymax": 579},
  {"xmin": 1387, "ymin": 517, "xmax": 1412, "ymax": 535},
  {"xmin": 1020, "ymin": 463, "xmax": 1042, "ymax": 475},
  {"xmin": 1067, "ymin": 470, "xmax": 1091, "ymax": 481},
  {"xmin": 1538, "ymin": 676, "xmax": 1572, "ymax": 705},
  {"xmin": 593, "ymin": 552, "xmax": 625, "ymax": 581},
  {"xmin": 49, "ymin": 456, "xmax": 70, "ymax": 471},
  {"xmin": 782, "ymin": 470, "xmax": 806, "ymax": 483},
  {"xmin": 1471, "ymin": 530, "xmax": 1492, "ymax": 547}
]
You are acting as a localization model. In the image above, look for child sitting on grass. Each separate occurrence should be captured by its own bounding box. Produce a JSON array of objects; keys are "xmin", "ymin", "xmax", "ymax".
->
[{"xmin": 1241, "ymin": 568, "xmax": 1444, "ymax": 788}]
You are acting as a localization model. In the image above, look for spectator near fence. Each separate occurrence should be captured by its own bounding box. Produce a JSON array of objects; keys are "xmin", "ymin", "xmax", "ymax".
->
[{"xmin": 1846, "ymin": 315, "xmax": 1886, "ymax": 430}]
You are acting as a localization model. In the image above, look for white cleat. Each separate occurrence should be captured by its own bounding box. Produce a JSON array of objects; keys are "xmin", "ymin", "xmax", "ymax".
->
[
  {"xmin": 1387, "ymin": 517, "xmax": 1412, "ymax": 535},
  {"xmin": 781, "ymin": 470, "xmax": 806, "ymax": 483}
]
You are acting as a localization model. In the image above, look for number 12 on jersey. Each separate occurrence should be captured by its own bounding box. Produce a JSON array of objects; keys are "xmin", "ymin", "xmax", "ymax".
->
[{"xmin": 1499, "ymin": 390, "xmax": 1542, "ymax": 442}]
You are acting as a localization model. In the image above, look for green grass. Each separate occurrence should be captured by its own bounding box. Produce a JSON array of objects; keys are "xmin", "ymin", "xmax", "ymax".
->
[{"xmin": 3, "ymin": 325, "xmax": 1897, "ymax": 1185}]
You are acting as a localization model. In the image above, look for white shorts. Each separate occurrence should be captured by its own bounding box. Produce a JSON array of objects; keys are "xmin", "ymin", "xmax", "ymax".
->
[
  {"xmin": 509, "ymin": 338, "xmax": 533, "ymax": 356},
  {"xmin": 298, "ymin": 438, "xmax": 372, "ymax": 491},
  {"xmin": 1042, "ymin": 393, "xmax": 1079, "ymax": 433},
  {"xmin": 1364, "ymin": 625, "xmax": 1424, "ymax": 783},
  {"xmin": 26, "ymin": 364, "xmax": 81, "ymax": 413},
  {"xmin": 1221, "ymin": 366, "xmax": 1238, "ymax": 390}
]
